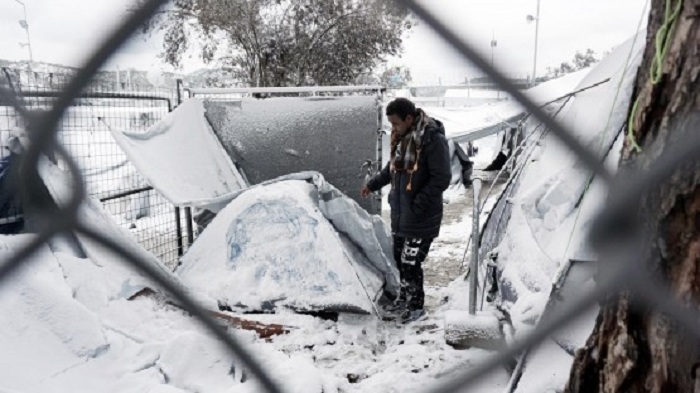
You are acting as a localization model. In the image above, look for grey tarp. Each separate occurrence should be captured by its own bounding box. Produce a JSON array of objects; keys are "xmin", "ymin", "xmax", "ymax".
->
[{"xmin": 204, "ymin": 96, "xmax": 380, "ymax": 213}]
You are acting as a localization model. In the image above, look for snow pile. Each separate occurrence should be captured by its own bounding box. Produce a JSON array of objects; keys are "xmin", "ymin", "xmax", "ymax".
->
[
  {"xmin": 37, "ymin": 155, "xmax": 194, "ymax": 303},
  {"xmin": 108, "ymin": 99, "xmax": 247, "ymax": 212},
  {"xmin": 0, "ymin": 232, "xmax": 343, "ymax": 393},
  {"xmin": 177, "ymin": 172, "xmax": 398, "ymax": 314},
  {"xmin": 444, "ymin": 310, "xmax": 503, "ymax": 348},
  {"xmin": 0, "ymin": 234, "xmax": 219, "ymax": 393}
]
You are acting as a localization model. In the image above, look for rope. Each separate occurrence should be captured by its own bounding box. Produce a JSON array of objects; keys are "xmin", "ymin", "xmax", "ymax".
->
[
  {"xmin": 627, "ymin": 0, "xmax": 682, "ymax": 152},
  {"xmin": 651, "ymin": 0, "xmax": 683, "ymax": 84},
  {"xmin": 627, "ymin": 97, "xmax": 644, "ymax": 152}
]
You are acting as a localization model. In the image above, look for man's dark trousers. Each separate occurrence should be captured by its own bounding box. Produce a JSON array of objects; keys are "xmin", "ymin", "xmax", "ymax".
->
[{"xmin": 393, "ymin": 235, "xmax": 433, "ymax": 310}]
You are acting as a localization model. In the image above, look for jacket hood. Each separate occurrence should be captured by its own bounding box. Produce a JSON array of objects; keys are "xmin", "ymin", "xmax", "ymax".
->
[{"xmin": 421, "ymin": 115, "xmax": 445, "ymax": 145}]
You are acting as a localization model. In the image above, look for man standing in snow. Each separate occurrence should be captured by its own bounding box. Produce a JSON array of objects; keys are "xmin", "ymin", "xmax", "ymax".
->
[{"xmin": 361, "ymin": 98, "xmax": 451, "ymax": 323}]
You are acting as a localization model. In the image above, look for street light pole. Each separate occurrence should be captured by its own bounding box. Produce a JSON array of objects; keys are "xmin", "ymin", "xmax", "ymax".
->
[
  {"xmin": 528, "ymin": 0, "xmax": 541, "ymax": 87},
  {"xmin": 14, "ymin": 0, "xmax": 34, "ymax": 70}
]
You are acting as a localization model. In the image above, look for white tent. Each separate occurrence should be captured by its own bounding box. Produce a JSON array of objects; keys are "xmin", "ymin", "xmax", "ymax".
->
[{"xmin": 177, "ymin": 172, "xmax": 399, "ymax": 315}]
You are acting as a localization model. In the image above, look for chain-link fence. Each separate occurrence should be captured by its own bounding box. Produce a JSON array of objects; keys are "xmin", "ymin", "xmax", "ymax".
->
[
  {"xmin": 0, "ymin": 0, "xmax": 697, "ymax": 392},
  {"xmin": 0, "ymin": 66, "xmax": 194, "ymax": 267}
]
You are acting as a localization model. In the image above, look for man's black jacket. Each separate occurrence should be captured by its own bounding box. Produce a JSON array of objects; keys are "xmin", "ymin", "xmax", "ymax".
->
[{"xmin": 367, "ymin": 118, "xmax": 451, "ymax": 239}]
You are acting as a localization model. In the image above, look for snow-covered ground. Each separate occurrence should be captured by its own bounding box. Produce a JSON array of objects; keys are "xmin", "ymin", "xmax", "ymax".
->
[{"xmin": 0, "ymin": 151, "xmax": 512, "ymax": 393}]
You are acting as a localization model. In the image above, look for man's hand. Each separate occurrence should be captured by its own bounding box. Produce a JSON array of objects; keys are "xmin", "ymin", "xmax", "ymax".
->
[{"xmin": 360, "ymin": 185, "xmax": 371, "ymax": 198}]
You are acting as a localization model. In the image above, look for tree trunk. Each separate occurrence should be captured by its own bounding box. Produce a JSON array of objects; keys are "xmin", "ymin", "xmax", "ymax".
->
[{"xmin": 566, "ymin": 0, "xmax": 700, "ymax": 392}]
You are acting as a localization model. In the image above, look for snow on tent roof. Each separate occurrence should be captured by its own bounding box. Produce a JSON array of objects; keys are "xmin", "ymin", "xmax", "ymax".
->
[
  {"xmin": 478, "ymin": 32, "xmax": 646, "ymax": 392},
  {"xmin": 423, "ymin": 69, "xmax": 590, "ymax": 143},
  {"xmin": 204, "ymin": 95, "xmax": 379, "ymax": 214},
  {"xmin": 177, "ymin": 172, "xmax": 398, "ymax": 314}
]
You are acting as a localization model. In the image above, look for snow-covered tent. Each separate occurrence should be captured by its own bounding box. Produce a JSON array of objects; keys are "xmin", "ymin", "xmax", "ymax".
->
[
  {"xmin": 426, "ymin": 69, "xmax": 590, "ymax": 144},
  {"xmin": 204, "ymin": 96, "xmax": 381, "ymax": 214},
  {"xmin": 177, "ymin": 171, "xmax": 399, "ymax": 315},
  {"xmin": 475, "ymin": 32, "xmax": 647, "ymax": 392}
]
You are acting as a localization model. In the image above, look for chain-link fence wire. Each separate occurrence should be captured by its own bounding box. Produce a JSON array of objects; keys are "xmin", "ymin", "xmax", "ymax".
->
[
  {"xmin": 0, "ymin": 67, "xmax": 194, "ymax": 267},
  {"xmin": 0, "ymin": 0, "xmax": 697, "ymax": 392}
]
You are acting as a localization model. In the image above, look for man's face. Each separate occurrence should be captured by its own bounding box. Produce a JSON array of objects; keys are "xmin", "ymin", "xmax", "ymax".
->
[{"xmin": 387, "ymin": 114, "xmax": 414, "ymax": 137}]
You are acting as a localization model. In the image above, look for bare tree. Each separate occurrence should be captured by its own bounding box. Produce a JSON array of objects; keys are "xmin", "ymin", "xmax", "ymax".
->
[{"xmin": 566, "ymin": 0, "xmax": 700, "ymax": 391}]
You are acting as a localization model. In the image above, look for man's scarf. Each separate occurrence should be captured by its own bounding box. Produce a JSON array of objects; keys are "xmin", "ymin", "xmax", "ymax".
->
[{"xmin": 390, "ymin": 109, "xmax": 430, "ymax": 190}]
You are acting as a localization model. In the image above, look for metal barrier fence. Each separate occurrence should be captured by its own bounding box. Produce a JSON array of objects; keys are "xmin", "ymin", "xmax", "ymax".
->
[
  {"xmin": 0, "ymin": 67, "xmax": 194, "ymax": 267},
  {"xmin": 0, "ymin": 1, "xmax": 697, "ymax": 393}
]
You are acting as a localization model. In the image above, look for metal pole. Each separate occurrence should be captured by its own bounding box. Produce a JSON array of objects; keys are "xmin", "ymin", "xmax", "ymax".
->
[
  {"xmin": 469, "ymin": 178, "xmax": 482, "ymax": 315},
  {"xmin": 175, "ymin": 207, "xmax": 184, "ymax": 256},
  {"xmin": 176, "ymin": 79, "xmax": 183, "ymax": 107},
  {"xmin": 374, "ymin": 88, "xmax": 385, "ymax": 215},
  {"xmin": 531, "ymin": 0, "xmax": 540, "ymax": 87},
  {"xmin": 174, "ymin": 78, "xmax": 194, "ymax": 247},
  {"xmin": 185, "ymin": 208, "xmax": 194, "ymax": 246}
]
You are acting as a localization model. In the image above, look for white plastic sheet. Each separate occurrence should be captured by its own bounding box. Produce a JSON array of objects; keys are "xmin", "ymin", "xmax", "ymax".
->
[{"xmin": 108, "ymin": 99, "xmax": 247, "ymax": 212}]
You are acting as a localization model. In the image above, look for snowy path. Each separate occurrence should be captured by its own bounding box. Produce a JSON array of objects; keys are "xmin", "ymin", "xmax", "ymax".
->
[
  {"xmin": 414, "ymin": 174, "xmax": 508, "ymax": 289},
  {"xmin": 244, "ymin": 300, "xmax": 509, "ymax": 393}
]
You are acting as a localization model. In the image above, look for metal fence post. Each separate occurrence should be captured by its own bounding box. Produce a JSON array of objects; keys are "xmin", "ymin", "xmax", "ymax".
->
[
  {"xmin": 170, "ymin": 79, "xmax": 184, "ymax": 256},
  {"xmin": 469, "ymin": 178, "xmax": 482, "ymax": 315},
  {"xmin": 175, "ymin": 78, "xmax": 195, "ymax": 248},
  {"xmin": 374, "ymin": 88, "xmax": 385, "ymax": 215},
  {"xmin": 174, "ymin": 205, "xmax": 184, "ymax": 256},
  {"xmin": 185, "ymin": 209, "xmax": 194, "ymax": 246},
  {"xmin": 176, "ymin": 78, "xmax": 183, "ymax": 106}
]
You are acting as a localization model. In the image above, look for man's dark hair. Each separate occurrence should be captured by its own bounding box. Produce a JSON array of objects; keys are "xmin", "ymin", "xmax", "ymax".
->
[{"xmin": 386, "ymin": 98, "xmax": 417, "ymax": 120}]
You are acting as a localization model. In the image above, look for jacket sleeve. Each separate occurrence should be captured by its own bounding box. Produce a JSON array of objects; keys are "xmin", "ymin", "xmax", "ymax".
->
[
  {"xmin": 412, "ymin": 133, "xmax": 451, "ymax": 213},
  {"xmin": 367, "ymin": 161, "xmax": 391, "ymax": 192}
]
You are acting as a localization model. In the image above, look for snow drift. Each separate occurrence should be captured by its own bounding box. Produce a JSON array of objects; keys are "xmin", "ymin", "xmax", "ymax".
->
[{"xmin": 0, "ymin": 148, "xmax": 349, "ymax": 392}]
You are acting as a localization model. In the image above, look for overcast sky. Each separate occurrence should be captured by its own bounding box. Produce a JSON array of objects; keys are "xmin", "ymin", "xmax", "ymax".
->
[{"xmin": 0, "ymin": 0, "xmax": 649, "ymax": 84}]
